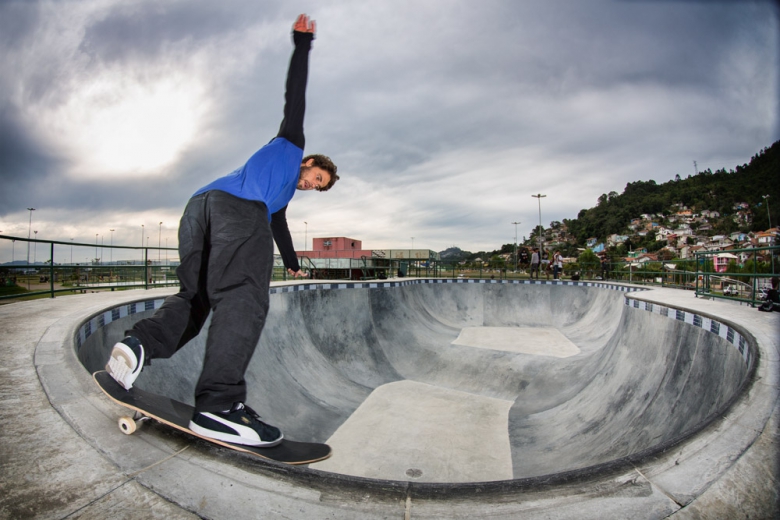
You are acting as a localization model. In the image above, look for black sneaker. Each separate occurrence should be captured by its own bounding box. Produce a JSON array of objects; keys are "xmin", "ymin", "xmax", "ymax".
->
[
  {"xmin": 105, "ymin": 336, "xmax": 145, "ymax": 390},
  {"xmin": 189, "ymin": 403, "xmax": 283, "ymax": 447}
]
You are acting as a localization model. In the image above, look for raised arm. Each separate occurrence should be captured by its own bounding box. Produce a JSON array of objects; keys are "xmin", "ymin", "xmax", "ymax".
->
[{"xmin": 276, "ymin": 14, "xmax": 315, "ymax": 149}]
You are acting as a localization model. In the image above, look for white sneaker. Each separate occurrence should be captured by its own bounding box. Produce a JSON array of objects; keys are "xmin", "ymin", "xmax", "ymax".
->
[
  {"xmin": 105, "ymin": 336, "xmax": 145, "ymax": 390},
  {"xmin": 189, "ymin": 403, "xmax": 283, "ymax": 447}
]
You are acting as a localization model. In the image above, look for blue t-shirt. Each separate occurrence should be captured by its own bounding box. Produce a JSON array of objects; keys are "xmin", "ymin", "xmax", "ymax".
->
[{"xmin": 193, "ymin": 137, "xmax": 302, "ymax": 221}]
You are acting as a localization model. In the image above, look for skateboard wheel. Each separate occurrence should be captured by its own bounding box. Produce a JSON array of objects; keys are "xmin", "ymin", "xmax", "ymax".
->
[{"xmin": 118, "ymin": 416, "xmax": 138, "ymax": 434}]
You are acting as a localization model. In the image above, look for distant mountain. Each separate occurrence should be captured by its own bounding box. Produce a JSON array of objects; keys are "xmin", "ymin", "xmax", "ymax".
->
[{"xmin": 439, "ymin": 246, "xmax": 471, "ymax": 261}]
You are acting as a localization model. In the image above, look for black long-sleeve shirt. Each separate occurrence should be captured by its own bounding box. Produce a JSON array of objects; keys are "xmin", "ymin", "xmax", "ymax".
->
[{"xmin": 268, "ymin": 30, "xmax": 314, "ymax": 273}]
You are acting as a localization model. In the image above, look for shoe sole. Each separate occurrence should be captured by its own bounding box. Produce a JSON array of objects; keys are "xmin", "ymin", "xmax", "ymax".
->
[{"xmin": 105, "ymin": 344, "xmax": 141, "ymax": 390}]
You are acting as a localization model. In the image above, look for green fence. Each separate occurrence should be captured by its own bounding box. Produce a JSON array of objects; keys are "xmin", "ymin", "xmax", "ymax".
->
[
  {"xmin": 694, "ymin": 246, "xmax": 778, "ymax": 307},
  {"xmin": 3, "ymin": 234, "xmax": 775, "ymax": 306}
]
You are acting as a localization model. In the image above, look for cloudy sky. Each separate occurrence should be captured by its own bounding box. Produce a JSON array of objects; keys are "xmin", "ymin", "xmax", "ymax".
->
[{"xmin": 0, "ymin": 0, "xmax": 778, "ymax": 262}]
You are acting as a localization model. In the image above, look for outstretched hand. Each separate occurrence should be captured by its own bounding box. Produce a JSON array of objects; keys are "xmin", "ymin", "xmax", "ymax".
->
[{"xmin": 293, "ymin": 14, "xmax": 316, "ymax": 35}]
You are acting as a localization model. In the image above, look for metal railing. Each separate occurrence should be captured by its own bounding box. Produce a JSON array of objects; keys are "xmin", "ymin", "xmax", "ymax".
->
[
  {"xmin": 3, "ymin": 233, "xmax": 775, "ymax": 306},
  {"xmin": 0, "ymin": 234, "xmax": 324, "ymax": 302},
  {"xmin": 694, "ymin": 246, "xmax": 779, "ymax": 307},
  {"xmin": 0, "ymin": 234, "xmax": 180, "ymax": 301}
]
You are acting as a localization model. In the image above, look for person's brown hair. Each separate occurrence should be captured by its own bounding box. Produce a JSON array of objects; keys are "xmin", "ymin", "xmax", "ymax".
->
[{"xmin": 303, "ymin": 154, "xmax": 339, "ymax": 191}]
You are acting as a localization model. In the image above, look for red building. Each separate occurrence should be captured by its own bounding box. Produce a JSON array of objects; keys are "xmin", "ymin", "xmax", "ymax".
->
[{"xmin": 300, "ymin": 237, "xmax": 373, "ymax": 259}]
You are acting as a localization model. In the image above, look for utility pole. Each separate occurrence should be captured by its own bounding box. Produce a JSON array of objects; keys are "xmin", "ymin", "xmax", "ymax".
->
[
  {"xmin": 26, "ymin": 207, "xmax": 35, "ymax": 265},
  {"xmin": 511, "ymin": 221, "xmax": 521, "ymax": 272},
  {"xmin": 763, "ymin": 195, "xmax": 772, "ymax": 229},
  {"xmin": 158, "ymin": 222, "xmax": 163, "ymax": 264},
  {"xmin": 532, "ymin": 194, "xmax": 546, "ymax": 257},
  {"xmin": 140, "ymin": 224, "xmax": 144, "ymax": 265},
  {"xmin": 764, "ymin": 195, "xmax": 774, "ymax": 273}
]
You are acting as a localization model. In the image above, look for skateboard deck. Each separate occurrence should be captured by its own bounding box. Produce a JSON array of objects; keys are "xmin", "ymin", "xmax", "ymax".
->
[{"xmin": 93, "ymin": 371, "xmax": 331, "ymax": 465}]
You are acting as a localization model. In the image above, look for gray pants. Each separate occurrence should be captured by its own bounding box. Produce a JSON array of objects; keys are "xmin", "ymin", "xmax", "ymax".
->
[
  {"xmin": 130, "ymin": 190, "xmax": 273, "ymax": 412},
  {"xmin": 530, "ymin": 263, "xmax": 540, "ymax": 279}
]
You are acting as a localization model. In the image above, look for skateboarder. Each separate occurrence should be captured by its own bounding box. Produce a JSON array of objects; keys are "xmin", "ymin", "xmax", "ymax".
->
[{"xmin": 105, "ymin": 14, "xmax": 338, "ymax": 447}]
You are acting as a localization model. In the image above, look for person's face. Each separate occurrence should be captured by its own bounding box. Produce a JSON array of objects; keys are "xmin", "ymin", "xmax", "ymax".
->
[{"xmin": 297, "ymin": 159, "xmax": 332, "ymax": 191}]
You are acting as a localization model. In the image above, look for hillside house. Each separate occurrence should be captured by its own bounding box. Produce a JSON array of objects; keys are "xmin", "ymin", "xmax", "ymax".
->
[
  {"xmin": 680, "ymin": 245, "xmax": 704, "ymax": 259},
  {"xmin": 756, "ymin": 229, "xmax": 778, "ymax": 246},
  {"xmin": 607, "ymin": 234, "xmax": 629, "ymax": 246},
  {"xmin": 713, "ymin": 253, "xmax": 738, "ymax": 273}
]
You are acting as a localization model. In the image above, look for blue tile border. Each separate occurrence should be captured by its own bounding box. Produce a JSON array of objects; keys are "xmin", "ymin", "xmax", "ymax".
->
[
  {"xmin": 625, "ymin": 297, "xmax": 752, "ymax": 368},
  {"xmin": 75, "ymin": 279, "xmax": 643, "ymax": 352},
  {"xmin": 74, "ymin": 298, "xmax": 166, "ymax": 352},
  {"xmin": 78, "ymin": 279, "xmax": 750, "ymax": 371},
  {"xmin": 267, "ymin": 278, "xmax": 648, "ymax": 294}
]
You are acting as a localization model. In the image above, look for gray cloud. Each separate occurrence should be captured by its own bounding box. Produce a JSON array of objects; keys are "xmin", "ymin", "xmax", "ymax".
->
[{"xmin": 0, "ymin": 0, "xmax": 777, "ymax": 254}]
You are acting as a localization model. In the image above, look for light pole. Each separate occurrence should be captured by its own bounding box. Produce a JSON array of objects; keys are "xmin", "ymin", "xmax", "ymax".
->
[
  {"xmin": 70, "ymin": 238, "xmax": 73, "ymax": 265},
  {"xmin": 95, "ymin": 234, "xmax": 99, "ymax": 264},
  {"xmin": 304, "ymin": 221, "xmax": 308, "ymax": 252},
  {"xmin": 33, "ymin": 230, "xmax": 38, "ymax": 264},
  {"xmin": 764, "ymin": 195, "xmax": 774, "ymax": 273},
  {"xmin": 140, "ymin": 224, "xmax": 144, "ymax": 264},
  {"xmin": 26, "ymin": 207, "xmax": 35, "ymax": 265},
  {"xmin": 532, "ymin": 194, "xmax": 546, "ymax": 256},
  {"xmin": 511, "ymin": 221, "xmax": 521, "ymax": 272},
  {"xmin": 110, "ymin": 229, "xmax": 114, "ymax": 264},
  {"xmin": 763, "ymin": 195, "xmax": 772, "ymax": 229},
  {"xmin": 158, "ymin": 222, "xmax": 163, "ymax": 264}
]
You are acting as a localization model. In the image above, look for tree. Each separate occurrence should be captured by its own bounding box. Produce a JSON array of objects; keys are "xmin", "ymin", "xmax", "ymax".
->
[{"xmin": 578, "ymin": 249, "xmax": 600, "ymax": 277}]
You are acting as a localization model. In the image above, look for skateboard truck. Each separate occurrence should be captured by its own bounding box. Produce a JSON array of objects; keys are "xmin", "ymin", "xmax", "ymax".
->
[{"xmin": 118, "ymin": 411, "xmax": 151, "ymax": 435}]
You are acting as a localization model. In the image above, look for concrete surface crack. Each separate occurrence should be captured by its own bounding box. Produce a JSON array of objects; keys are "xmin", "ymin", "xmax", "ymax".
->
[
  {"xmin": 126, "ymin": 445, "xmax": 190, "ymax": 478},
  {"xmin": 60, "ymin": 480, "xmax": 137, "ymax": 519},
  {"xmin": 633, "ymin": 464, "xmax": 684, "ymax": 509}
]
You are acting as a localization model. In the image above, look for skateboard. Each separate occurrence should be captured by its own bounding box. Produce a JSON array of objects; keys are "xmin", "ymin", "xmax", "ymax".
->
[{"xmin": 93, "ymin": 371, "xmax": 331, "ymax": 465}]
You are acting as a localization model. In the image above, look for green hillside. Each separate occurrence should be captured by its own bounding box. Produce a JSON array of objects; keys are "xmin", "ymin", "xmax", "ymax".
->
[
  {"xmin": 565, "ymin": 140, "xmax": 779, "ymax": 244},
  {"xmin": 442, "ymin": 140, "xmax": 779, "ymax": 263}
]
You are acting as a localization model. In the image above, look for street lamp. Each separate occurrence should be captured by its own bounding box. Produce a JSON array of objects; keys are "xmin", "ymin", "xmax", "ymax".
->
[
  {"xmin": 33, "ymin": 230, "xmax": 38, "ymax": 264},
  {"xmin": 531, "ymin": 194, "xmax": 546, "ymax": 256},
  {"xmin": 304, "ymin": 221, "xmax": 308, "ymax": 252},
  {"xmin": 511, "ymin": 221, "xmax": 521, "ymax": 272},
  {"xmin": 763, "ymin": 195, "xmax": 772, "ymax": 229},
  {"xmin": 158, "ymin": 222, "xmax": 163, "ymax": 264},
  {"xmin": 26, "ymin": 207, "xmax": 35, "ymax": 265},
  {"xmin": 764, "ymin": 195, "xmax": 774, "ymax": 273}
]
